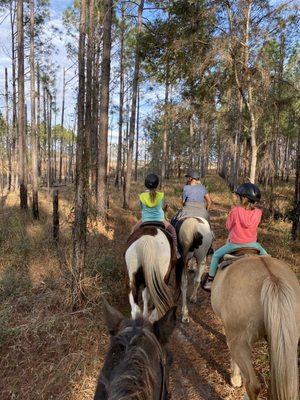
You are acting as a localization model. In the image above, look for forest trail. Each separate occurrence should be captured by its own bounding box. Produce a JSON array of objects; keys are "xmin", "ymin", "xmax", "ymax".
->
[{"xmin": 0, "ymin": 173, "xmax": 298, "ymax": 400}]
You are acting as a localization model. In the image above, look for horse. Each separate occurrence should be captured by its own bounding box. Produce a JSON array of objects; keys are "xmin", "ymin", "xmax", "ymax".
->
[
  {"xmin": 178, "ymin": 217, "xmax": 213, "ymax": 322},
  {"xmin": 94, "ymin": 298, "xmax": 177, "ymax": 400},
  {"xmin": 125, "ymin": 224, "xmax": 177, "ymax": 322},
  {"xmin": 211, "ymin": 255, "xmax": 300, "ymax": 400}
]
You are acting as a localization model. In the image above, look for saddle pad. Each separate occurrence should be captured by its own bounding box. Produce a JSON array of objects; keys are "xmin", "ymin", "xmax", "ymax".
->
[{"xmin": 219, "ymin": 253, "xmax": 261, "ymax": 270}]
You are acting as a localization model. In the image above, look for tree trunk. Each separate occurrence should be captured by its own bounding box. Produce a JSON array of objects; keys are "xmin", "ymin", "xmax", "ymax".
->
[
  {"xmin": 47, "ymin": 91, "xmax": 52, "ymax": 190},
  {"xmin": 59, "ymin": 68, "xmax": 66, "ymax": 184},
  {"xmin": 17, "ymin": 0, "xmax": 27, "ymax": 208},
  {"xmin": 37, "ymin": 64, "xmax": 42, "ymax": 178},
  {"xmin": 85, "ymin": 0, "xmax": 94, "ymax": 188},
  {"xmin": 30, "ymin": 0, "xmax": 39, "ymax": 219},
  {"xmin": 123, "ymin": 0, "xmax": 144, "ymax": 208},
  {"xmin": 5, "ymin": 68, "xmax": 12, "ymax": 192},
  {"xmin": 72, "ymin": 0, "xmax": 88, "ymax": 308},
  {"xmin": 53, "ymin": 189, "xmax": 59, "ymax": 242},
  {"xmin": 161, "ymin": 68, "xmax": 169, "ymax": 185},
  {"xmin": 292, "ymin": 133, "xmax": 300, "ymax": 240},
  {"xmin": 10, "ymin": 1, "xmax": 18, "ymax": 190},
  {"xmin": 134, "ymin": 84, "xmax": 140, "ymax": 181},
  {"xmin": 115, "ymin": 3, "xmax": 125, "ymax": 188},
  {"xmin": 97, "ymin": 0, "xmax": 113, "ymax": 217}
]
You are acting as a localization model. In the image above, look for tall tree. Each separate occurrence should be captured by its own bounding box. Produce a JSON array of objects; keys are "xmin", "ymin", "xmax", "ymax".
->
[
  {"xmin": 98, "ymin": 0, "xmax": 113, "ymax": 217},
  {"xmin": 17, "ymin": 0, "xmax": 27, "ymax": 208},
  {"xmin": 123, "ymin": 0, "xmax": 144, "ymax": 208},
  {"xmin": 72, "ymin": 0, "xmax": 89, "ymax": 307},
  {"xmin": 115, "ymin": 2, "xmax": 125, "ymax": 189},
  {"xmin": 30, "ymin": 0, "xmax": 39, "ymax": 219}
]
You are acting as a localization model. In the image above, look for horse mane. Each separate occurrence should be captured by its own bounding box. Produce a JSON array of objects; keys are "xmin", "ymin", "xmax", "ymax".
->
[{"xmin": 101, "ymin": 318, "xmax": 162, "ymax": 400}]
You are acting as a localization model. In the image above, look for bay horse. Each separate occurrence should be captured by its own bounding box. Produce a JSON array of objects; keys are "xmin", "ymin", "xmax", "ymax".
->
[
  {"xmin": 178, "ymin": 217, "xmax": 213, "ymax": 322},
  {"xmin": 125, "ymin": 224, "xmax": 177, "ymax": 321},
  {"xmin": 94, "ymin": 298, "xmax": 176, "ymax": 400},
  {"xmin": 211, "ymin": 255, "xmax": 300, "ymax": 399}
]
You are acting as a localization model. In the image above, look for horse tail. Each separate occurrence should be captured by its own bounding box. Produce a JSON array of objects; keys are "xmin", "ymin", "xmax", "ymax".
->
[
  {"xmin": 179, "ymin": 218, "xmax": 203, "ymax": 258},
  {"xmin": 261, "ymin": 263, "xmax": 298, "ymax": 400},
  {"xmin": 140, "ymin": 235, "xmax": 174, "ymax": 318}
]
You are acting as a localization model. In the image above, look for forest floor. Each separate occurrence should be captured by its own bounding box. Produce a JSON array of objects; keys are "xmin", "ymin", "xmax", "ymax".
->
[{"xmin": 0, "ymin": 172, "xmax": 298, "ymax": 400}]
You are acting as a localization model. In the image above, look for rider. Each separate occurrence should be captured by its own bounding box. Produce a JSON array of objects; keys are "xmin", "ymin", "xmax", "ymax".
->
[
  {"xmin": 203, "ymin": 183, "xmax": 268, "ymax": 291},
  {"xmin": 133, "ymin": 173, "xmax": 180, "ymax": 258},
  {"xmin": 171, "ymin": 170, "xmax": 213, "ymax": 226}
]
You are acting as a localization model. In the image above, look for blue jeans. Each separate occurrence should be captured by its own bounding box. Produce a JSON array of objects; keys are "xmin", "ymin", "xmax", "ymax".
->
[{"xmin": 209, "ymin": 242, "xmax": 268, "ymax": 277}]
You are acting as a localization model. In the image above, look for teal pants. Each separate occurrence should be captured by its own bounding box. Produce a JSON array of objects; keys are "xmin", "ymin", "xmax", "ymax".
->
[{"xmin": 209, "ymin": 242, "xmax": 268, "ymax": 277}]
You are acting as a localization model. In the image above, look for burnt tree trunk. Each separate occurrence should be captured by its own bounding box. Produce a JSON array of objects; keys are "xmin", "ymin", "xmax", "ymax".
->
[
  {"xmin": 30, "ymin": 0, "xmax": 39, "ymax": 219},
  {"xmin": 17, "ymin": 0, "xmax": 27, "ymax": 208}
]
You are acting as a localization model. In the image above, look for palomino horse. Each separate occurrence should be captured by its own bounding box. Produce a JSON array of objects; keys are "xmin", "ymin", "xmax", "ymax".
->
[
  {"xmin": 94, "ymin": 298, "xmax": 177, "ymax": 400},
  {"xmin": 211, "ymin": 255, "xmax": 300, "ymax": 400},
  {"xmin": 178, "ymin": 217, "xmax": 213, "ymax": 322},
  {"xmin": 125, "ymin": 224, "xmax": 177, "ymax": 321}
]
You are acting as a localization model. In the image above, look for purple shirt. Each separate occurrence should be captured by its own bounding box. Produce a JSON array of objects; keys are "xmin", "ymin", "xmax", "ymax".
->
[{"xmin": 182, "ymin": 184, "xmax": 207, "ymax": 204}]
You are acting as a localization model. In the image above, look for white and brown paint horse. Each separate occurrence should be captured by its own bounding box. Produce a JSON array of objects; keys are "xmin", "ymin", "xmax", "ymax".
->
[
  {"xmin": 125, "ymin": 224, "xmax": 177, "ymax": 322},
  {"xmin": 178, "ymin": 217, "xmax": 213, "ymax": 322},
  {"xmin": 211, "ymin": 255, "xmax": 300, "ymax": 399}
]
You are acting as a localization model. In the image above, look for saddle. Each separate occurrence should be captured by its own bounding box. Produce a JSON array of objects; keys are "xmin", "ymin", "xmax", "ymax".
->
[{"xmin": 219, "ymin": 248, "xmax": 260, "ymax": 270}]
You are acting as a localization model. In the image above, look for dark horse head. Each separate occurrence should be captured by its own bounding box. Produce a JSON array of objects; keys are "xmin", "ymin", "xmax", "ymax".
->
[{"xmin": 94, "ymin": 298, "xmax": 177, "ymax": 400}]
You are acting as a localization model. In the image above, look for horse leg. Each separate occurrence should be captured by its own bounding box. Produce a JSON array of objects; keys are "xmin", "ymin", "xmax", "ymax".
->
[
  {"xmin": 190, "ymin": 257, "xmax": 206, "ymax": 303},
  {"xmin": 228, "ymin": 337, "xmax": 261, "ymax": 400},
  {"xmin": 181, "ymin": 269, "xmax": 189, "ymax": 323},
  {"xmin": 142, "ymin": 287, "xmax": 150, "ymax": 318},
  {"xmin": 230, "ymin": 358, "xmax": 242, "ymax": 388},
  {"xmin": 129, "ymin": 272, "xmax": 142, "ymax": 319}
]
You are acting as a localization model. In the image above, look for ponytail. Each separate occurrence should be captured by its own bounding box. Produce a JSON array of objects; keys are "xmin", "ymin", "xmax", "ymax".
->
[{"xmin": 149, "ymin": 188, "xmax": 157, "ymax": 203}]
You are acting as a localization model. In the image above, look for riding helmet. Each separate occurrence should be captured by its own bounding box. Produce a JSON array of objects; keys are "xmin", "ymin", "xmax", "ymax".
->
[
  {"xmin": 185, "ymin": 170, "xmax": 200, "ymax": 180},
  {"xmin": 145, "ymin": 173, "xmax": 159, "ymax": 189},
  {"xmin": 235, "ymin": 183, "xmax": 261, "ymax": 203}
]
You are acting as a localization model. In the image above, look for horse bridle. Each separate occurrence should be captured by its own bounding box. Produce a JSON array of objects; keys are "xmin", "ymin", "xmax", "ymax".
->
[{"xmin": 141, "ymin": 329, "xmax": 167, "ymax": 400}]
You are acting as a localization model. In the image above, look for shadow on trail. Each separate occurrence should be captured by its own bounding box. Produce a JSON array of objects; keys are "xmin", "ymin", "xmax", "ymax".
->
[
  {"xmin": 178, "ymin": 323, "xmax": 231, "ymax": 386},
  {"xmin": 171, "ymin": 330, "xmax": 225, "ymax": 400},
  {"xmin": 190, "ymin": 312, "xmax": 226, "ymax": 344}
]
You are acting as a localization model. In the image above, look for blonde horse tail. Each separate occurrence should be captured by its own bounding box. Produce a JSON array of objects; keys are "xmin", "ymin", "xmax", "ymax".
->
[
  {"xmin": 140, "ymin": 235, "xmax": 173, "ymax": 318},
  {"xmin": 261, "ymin": 269, "xmax": 298, "ymax": 400}
]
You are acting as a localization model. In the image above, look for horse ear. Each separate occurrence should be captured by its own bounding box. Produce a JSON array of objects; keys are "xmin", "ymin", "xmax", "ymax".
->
[
  {"xmin": 102, "ymin": 297, "xmax": 124, "ymax": 336},
  {"xmin": 153, "ymin": 306, "xmax": 177, "ymax": 345}
]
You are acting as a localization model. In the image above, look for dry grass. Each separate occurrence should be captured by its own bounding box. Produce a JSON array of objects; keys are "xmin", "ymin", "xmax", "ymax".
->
[{"xmin": 0, "ymin": 173, "xmax": 298, "ymax": 400}]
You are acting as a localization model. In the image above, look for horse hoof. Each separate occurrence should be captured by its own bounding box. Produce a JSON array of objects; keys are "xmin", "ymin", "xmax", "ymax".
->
[
  {"xmin": 190, "ymin": 295, "xmax": 197, "ymax": 303},
  {"xmin": 231, "ymin": 375, "xmax": 242, "ymax": 388},
  {"xmin": 182, "ymin": 315, "xmax": 190, "ymax": 324}
]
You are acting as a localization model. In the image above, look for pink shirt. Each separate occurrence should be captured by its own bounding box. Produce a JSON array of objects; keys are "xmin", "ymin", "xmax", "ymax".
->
[{"xmin": 226, "ymin": 206, "xmax": 262, "ymax": 244}]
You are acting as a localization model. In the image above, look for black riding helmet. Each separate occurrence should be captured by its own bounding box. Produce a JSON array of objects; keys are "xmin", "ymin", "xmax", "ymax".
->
[
  {"xmin": 185, "ymin": 170, "xmax": 200, "ymax": 180},
  {"xmin": 235, "ymin": 183, "xmax": 261, "ymax": 203},
  {"xmin": 145, "ymin": 173, "xmax": 159, "ymax": 189}
]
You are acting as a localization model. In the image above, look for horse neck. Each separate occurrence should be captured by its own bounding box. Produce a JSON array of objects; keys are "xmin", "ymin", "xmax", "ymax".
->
[{"xmin": 107, "ymin": 338, "xmax": 163, "ymax": 400}]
